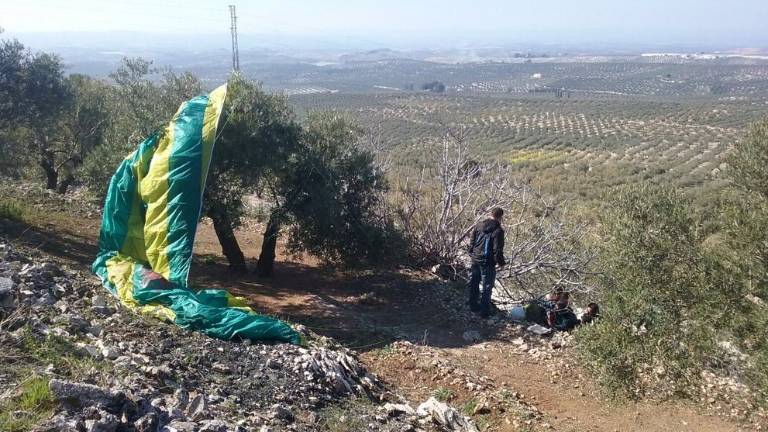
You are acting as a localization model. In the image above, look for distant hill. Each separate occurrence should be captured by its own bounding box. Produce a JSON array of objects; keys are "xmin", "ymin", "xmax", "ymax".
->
[{"xmin": 339, "ymin": 48, "xmax": 415, "ymax": 63}]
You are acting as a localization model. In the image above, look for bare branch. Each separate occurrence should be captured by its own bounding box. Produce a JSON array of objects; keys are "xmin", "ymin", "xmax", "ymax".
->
[{"xmin": 391, "ymin": 124, "xmax": 597, "ymax": 301}]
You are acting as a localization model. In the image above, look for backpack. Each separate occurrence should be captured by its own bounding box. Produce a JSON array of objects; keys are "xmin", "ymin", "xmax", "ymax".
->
[{"xmin": 472, "ymin": 231, "xmax": 493, "ymax": 264}]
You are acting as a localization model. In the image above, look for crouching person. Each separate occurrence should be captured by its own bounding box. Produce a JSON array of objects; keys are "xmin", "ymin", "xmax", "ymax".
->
[
  {"xmin": 509, "ymin": 293, "xmax": 600, "ymax": 332},
  {"xmin": 579, "ymin": 302, "xmax": 600, "ymax": 324}
]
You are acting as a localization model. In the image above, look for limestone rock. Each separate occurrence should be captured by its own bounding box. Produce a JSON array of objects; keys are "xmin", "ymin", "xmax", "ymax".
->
[{"xmin": 416, "ymin": 397, "xmax": 479, "ymax": 432}]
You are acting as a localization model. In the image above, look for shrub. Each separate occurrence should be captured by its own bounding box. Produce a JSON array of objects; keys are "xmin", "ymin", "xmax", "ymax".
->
[
  {"xmin": 721, "ymin": 117, "xmax": 768, "ymax": 402},
  {"xmin": 577, "ymin": 184, "xmax": 747, "ymax": 398},
  {"xmin": 282, "ymin": 113, "xmax": 406, "ymax": 268},
  {"xmin": 0, "ymin": 200, "xmax": 25, "ymax": 222}
]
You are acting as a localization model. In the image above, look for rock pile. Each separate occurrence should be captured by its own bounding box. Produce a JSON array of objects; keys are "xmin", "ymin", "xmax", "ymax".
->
[{"xmin": 0, "ymin": 241, "xmax": 424, "ymax": 432}]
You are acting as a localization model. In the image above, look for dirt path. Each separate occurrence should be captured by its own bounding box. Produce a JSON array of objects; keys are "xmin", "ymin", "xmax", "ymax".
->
[
  {"xmin": 362, "ymin": 336, "xmax": 746, "ymax": 432},
  {"xmin": 450, "ymin": 343, "xmax": 739, "ymax": 432}
]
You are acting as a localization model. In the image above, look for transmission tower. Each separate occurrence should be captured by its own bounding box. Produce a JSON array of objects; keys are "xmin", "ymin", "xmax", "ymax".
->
[{"xmin": 229, "ymin": 5, "xmax": 240, "ymax": 71}]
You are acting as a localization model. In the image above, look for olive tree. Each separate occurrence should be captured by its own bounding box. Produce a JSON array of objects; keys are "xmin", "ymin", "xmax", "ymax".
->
[
  {"xmin": 254, "ymin": 113, "xmax": 395, "ymax": 276},
  {"xmin": 202, "ymin": 75, "xmax": 301, "ymax": 273},
  {"xmin": 51, "ymin": 74, "xmax": 112, "ymax": 193},
  {"xmin": 393, "ymin": 125, "xmax": 594, "ymax": 297},
  {"xmin": 0, "ymin": 38, "xmax": 72, "ymax": 188},
  {"xmin": 204, "ymin": 77, "xmax": 396, "ymax": 275},
  {"xmin": 81, "ymin": 58, "xmax": 202, "ymax": 198},
  {"xmin": 722, "ymin": 118, "xmax": 768, "ymax": 399}
]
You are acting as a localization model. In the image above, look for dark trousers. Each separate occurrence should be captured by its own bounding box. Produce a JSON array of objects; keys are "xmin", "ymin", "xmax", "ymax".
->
[{"xmin": 467, "ymin": 262, "xmax": 495, "ymax": 315}]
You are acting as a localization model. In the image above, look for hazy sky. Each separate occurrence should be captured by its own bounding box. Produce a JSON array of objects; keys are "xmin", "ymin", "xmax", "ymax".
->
[{"xmin": 2, "ymin": 0, "xmax": 767, "ymax": 47}]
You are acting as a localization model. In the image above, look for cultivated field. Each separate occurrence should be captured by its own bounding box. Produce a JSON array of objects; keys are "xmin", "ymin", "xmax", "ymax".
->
[{"xmin": 283, "ymin": 60, "xmax": 768, "ymax": 208}]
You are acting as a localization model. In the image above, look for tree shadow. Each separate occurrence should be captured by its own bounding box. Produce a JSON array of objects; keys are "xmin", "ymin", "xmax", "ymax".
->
[
  {"xmin": 190, "ymin": 257, "xmax": 504, "ymax": 351},
  {"xmin": 1, "ymin": 216, "xmax": 504, "ymax": 352},
  {"xmin": 0, "ymin": 218, "xmax": 98, "ymax": 267}
]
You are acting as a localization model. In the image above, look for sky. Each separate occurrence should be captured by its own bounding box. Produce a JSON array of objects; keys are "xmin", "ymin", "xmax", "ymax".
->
[{"xmin": 1, "ymin": 0, "xmax": 767, "ymax": 49}]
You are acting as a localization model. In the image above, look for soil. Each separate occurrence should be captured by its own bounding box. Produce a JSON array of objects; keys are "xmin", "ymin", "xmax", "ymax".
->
[{"xmin": 0, "ymin": 189, "xmax": 759, "ymax": 432}]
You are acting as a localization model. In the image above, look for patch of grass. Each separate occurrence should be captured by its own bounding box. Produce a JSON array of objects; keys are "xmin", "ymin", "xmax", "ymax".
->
[
  {"xmin": 474, "ymin": 414, "xmax": 490, "ymax": 430},
  {"xmin": 370, "ymin": 344, "xmax": 395, "ymax": 358},
  {"xmin": 461, "ymin": 398, "xmax": 478, "ymax": 416},
  {"xmin": 0, "ymin": 200, "xmax": 25, "ymax": 222},
  {"xmin": 17, "ymin": 378, "xmax": 53, "ymax": 411},
  {"xmin": 432, "ymin": 387, "xmax": 454, "ymax": 402},
  {"xmin": 20, "ymin": 327, "xmax": 109, "ymax": 380},
  {"xmin": 318, "ymin": 398, "xmax": 374, "ymax": 432},
  {"xmin": 498, "ymin": 389, "xmax": 515, "ymax": 403},
  {"xmin": 0, "ymin": 376, "xmax": 55, "ymax": 432}
]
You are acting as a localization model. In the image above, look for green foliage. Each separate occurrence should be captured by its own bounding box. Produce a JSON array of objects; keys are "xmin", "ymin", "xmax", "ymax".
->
[
  {"xmin": 0, "ymin": 37, "xmax": 72, "ymax": 187},
  {"xmin": 727, "ymin": 118, "xmax": 768, "ymax": 197},
  {"xmin": 203, "ymin": 77, "xmax": 403, "ymax": 271},
  {"xmin": 282, "ymin": 113, "xmax": 402, "ymax": 266},
  {"xmin": 433, "ymin": 387, "xmax": 454, "ymax": 402},
  {"xmin": 0, "ymin": 377, "xmax": 54, "ymax": 432},
  {"xmin": 460, "ymin": 398, "xmax": 478, "ymax": 416},
  {"xmin": 0, "ymin": 39, "xmax": 69, "ymax": 128},
  {"xmin": 575, "ymin": 119, "xmax": 768, "ymax": 404},
  {"xmin": 578, "ymin": 184, "xmax": 745, "ymax": 398},
  {"xmin": 719, "ymin": 117, "xmax": 768, "ymax": 401},
  {"xmin": 81, "ymin": 58, "xmax": 203, "ymax": 199},
  {"xmin": 17, "ymin": 378, "xmax": 53, "ymax": 412},
  {"xmin": 0, "ymin": 199, "xmax": 25, "ymax": 222},
  {"xmin": 0, "ymin": 38, "xmax": 116, "ymax": 193},
  {"xmin": 317, "ymin": 399, "xmax": 373, "ymax": 432},
  {"xmin": 203, "ymin": 74, "xmax": 300, "ymax": 228}
]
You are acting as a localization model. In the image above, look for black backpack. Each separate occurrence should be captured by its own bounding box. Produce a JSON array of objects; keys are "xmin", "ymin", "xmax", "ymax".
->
[{"xmin": 472, "ymin": 230, "xmax": 493, "ymax": 264}]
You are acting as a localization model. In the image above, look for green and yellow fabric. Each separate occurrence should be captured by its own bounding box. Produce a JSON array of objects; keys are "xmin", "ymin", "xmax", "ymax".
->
[{"xmin": 92, "ymin": 84, "xmax": 300, "ymax": 344}]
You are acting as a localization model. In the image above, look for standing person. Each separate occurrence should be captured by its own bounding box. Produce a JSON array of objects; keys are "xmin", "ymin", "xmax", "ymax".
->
[{"xmin": 467, "ymin": 207, "xmax": 507, "ymax": 318}]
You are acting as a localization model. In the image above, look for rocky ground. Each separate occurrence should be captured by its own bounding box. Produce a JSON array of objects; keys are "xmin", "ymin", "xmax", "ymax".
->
[{"xmin": 0, "ymin": 240, "xmax": 484, "ymax": 432}]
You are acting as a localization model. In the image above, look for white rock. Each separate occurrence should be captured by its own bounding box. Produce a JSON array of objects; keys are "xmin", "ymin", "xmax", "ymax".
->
[
  {"xmin": 92, "ymin": 295, "xmax": 107, "ymax": 308},
  {"xmin": 186, "ymin": 393, "xmax": 207, "ymax": 420},
  {"xmin": 384, "ymin": 402, "xmax": 416, "ymax": 416},
  {"xmin": 416, "ymin": 397, "xmax": 479, "ymax": 432}
]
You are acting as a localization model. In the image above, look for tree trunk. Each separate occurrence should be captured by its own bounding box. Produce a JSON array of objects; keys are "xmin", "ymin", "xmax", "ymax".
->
[
  {"xmin": 56, "ymin": 157, "xmax": 81, "ymax": 195},
  {"xmin": 256, "ymin": 211, "xmax": 280, "ymax": 277},
  {"xmin": 209, "ymin": 208, "xmax": 247, "ymax": 273},
  {"xmin": 40, "ymin": 158, "xmax": 57, "ymax": 191},
  {"xmin": 56, "ymin": 177, "xmax": 73, "ymax": 194}
]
